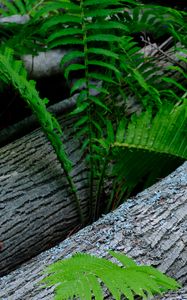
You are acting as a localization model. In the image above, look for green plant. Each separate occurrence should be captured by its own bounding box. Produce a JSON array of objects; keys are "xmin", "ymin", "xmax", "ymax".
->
[
  {"xmin": 41, "ymin": 251, "xmax": 181, "ymax": 300},
  {"xmin": 0, "ymin": 1, "xmax": 186, "ymax": 299},
  {"xmin": 97, "ymin": 101, "xmax": 187, "ymax": 212}
]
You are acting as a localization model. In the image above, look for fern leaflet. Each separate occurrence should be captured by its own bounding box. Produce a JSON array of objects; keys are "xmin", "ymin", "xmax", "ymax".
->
[{"xmin": 41, "ymin": 251, "xmax": 180, "ymax": 300}]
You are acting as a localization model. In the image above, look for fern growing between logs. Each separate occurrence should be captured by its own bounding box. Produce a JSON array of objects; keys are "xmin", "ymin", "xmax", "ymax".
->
[
  {"xmin": 35, "ymin": 0, "xmax": 187, "ymax": 219},
  {"xmin": 0, "ymin": 0, "xmax": 187, "ymax": 220}
]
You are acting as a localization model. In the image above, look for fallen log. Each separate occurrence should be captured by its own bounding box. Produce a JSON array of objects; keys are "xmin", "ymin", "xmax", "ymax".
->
[
  {"xmin": 0, "ymin": 161, "xmax": 186, "ymax": 299},
  {"xmin": 0, "ymin": 115, "xmax": 90, "ymax": 276}
]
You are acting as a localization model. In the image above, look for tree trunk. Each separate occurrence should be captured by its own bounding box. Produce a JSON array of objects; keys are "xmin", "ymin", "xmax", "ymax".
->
[
  {"xmin": 0, "ymin": 116, "xmax": 90, "ymax": 276},
  {"xmin": 0, "ymin": 161, "xmax": 186, "ymax": 299}
]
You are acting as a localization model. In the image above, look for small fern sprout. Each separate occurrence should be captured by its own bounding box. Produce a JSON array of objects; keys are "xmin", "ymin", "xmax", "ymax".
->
[{"xmin": 40, "ymin": 250, "xmax": 181, "ymax": 300}]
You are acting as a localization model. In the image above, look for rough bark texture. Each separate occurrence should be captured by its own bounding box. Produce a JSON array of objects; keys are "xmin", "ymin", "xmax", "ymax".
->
[
  {"xmin": 0, "ymin": 115, "xmax": 90, "ymax": 276},
  {"xmin": 0, "ymin": 162, "xmax": 186, "ymax": 299}
]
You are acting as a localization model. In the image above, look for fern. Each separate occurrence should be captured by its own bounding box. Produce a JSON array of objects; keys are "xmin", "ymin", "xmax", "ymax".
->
[
  {"xmin": 96, "ymin": 101, "xmax": 187, "ymax": 211},
  {"xmin": 41, "ymin": 251, "xmax": 180, "ymax": 300},
  {"xmin": 37, "ymin": 0, "xmax": 131, "ymax": 218},
  {"xmin": 37, "ymin": 0, "xmax": 157, "ymax": 219},
  {"xmin": 0, "ymin": 47, "xmax": 84, "ymax": 223}
]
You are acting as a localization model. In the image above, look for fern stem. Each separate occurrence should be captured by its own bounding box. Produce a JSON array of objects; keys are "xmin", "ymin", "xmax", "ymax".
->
[
  {"xmin": 106, "ymin": 180, "xmax": 117, "ymax": 213},
  {"xmin": 93, "ymin": 150, "xmax": 110, "ymax": 221},
  {"xmin": 80, "ymin": 0, "xmax": 94, "ymax": 221},
  {"xmin": 44, "ymin": 130, "xmax": 84, "ymax": 224}
]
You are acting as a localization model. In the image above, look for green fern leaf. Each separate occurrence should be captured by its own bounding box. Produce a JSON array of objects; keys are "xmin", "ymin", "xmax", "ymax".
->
[
  {"xmin": 89, "ymin": 72, "xmax": 118, "ymax": 84},
  {"xmin": 74, "ymin": 115, "xmax": 89, "ymax": 128},
  {"xmin": 47, "ymin": 28, "xmax": 83, "ymax": 42},
  {"xmin": 88, "ymin": 84, "xmax": 109, "ymax": 96},
  {"xmin": 106, "ymin": 120, "xmax": 115, "ymax": 144},
  {"xmin": 88, "ymin": 60, "xmax": 120, "ymax": 74},
  {"xmin": 86, "ymin": 21, "xmax": 128, "ymax": 31},
  {"xmin": 86, "ymin": 34, "xmax": 120, "ymax": 42},
  {"xmin": 89, "ymin": 95, "xmax": 110, "ymax": 111},
  {"xmin": 87, "ymin": 48, "xmax": 119, "ymax": 59},
  {"xmin": 64, "ymin": 63, "xmax": 85, "ymax": 80},
  {"xmin": 70, "ymin": 102, "xmax": 89, "ymax": 115},
  {"xmin": 116, "ymin": 119, "xmax": 127, "ymax": 143},
  {"xmin": 109, "ymin": 250, "xmax": 137, "ymax": 267},
  {"xmin": 41, "ymin": 251, "xmax": 180, "ymax": 300},
  {"xmin": 91, "ymin": 120, "xmax": 102, "ymax": 134},
  {"xmin": 25, "ymin": 0, "xmax": 41, "ymax": 12},
  {"xmin": 0, "ymin": 0, "xmax": 18, "ymax": 15},
  {"xmin": 70, "ymin": 78, "xmax": 86, "ymax": 94},
  {"xmin": 35, "ymin": 1, "xmax": 80, "ymax": 20},
  {"xmin": 85, "ymin": 8, "xmax": 124, "ymax": 18},
  {"xmin": 162, "ymin": 77, "xmax": 187, "ymax": 92},
  {"xmin": 131, "ymin": 68, "xmax": 149, "ymax": 91},
  {"xmin": 84, "ymin": 0, "xmax": 121, "ymax": 6},
  {"xmin": 48, "ymin": 37, "xmax": 83, "ymax": 49},
  {"xmin": 41, "ymin": 15, "xmax": 81, "ymax": 33},
  {"xmin": 0, "ymin": 0, "xmax": 39, "ymax": 16},
  {"xmin": 84, "ymin": 0, "xmax": 136, "ymax": 6},
  {"xmin": 14, "ymin": 0, "xmax": 27, "ymax": 15},
  {"xmin": 60, "ymin": 51, "xmax": 85, "ymax": 69}
]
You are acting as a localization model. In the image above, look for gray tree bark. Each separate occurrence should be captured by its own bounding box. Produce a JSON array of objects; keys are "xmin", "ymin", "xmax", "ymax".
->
[
  {"xmin": 0, "ymin": 161, "xmax": 186, "ymax": 299},
  {"xmin": 0, "ymin": 115, "xmax": 90, "ymax": 276}
]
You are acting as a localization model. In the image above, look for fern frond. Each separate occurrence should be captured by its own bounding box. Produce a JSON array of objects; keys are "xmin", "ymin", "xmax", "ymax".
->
[
  {"xmin": 84, "ymin": 0, "xmax": 121, "ymax": 6},
  {"xmin": 0, "ymin": 0, "xmax": 20, "ymax": 15},
  {"xmin": 86, "ymin": 34, "xmax": 120, "ymax": 43},
  {"xmin": 41, "ymin": 251, "xmax": 180, "ymax": 300},
  {"xmin": 0, "ymin": 47, "xmax": 84, "ymax": 223},
  {"xmin": 87, "ymin": 48, "xmax": 119, "ymax": 59},
  {"xmin": 41, "ymin": 15, "xmax": 82, "ymax": 33},
  {"xmin": 47, "ymin": 28, "xmax": 83, "ymax": 42},
  {"xmin": 105, "ymin": 102, "xmax": 187, "ymax": 209},
  {"xmin": 86, "ymin": 21, "xmax": 128, "ymax": 31},
  {"xmin": 0, "ymin": 0, "xmax": 39, "ymax": 16},
  {"xmin": 84, "ymin": 8, "xmax": 124, "ymax": 18},
  {"xmin": 64, "ymin": 64, "xmax": 85, "ymax": 80},
  {"xmin": 88, "ymin": 72, "xmax": 118, "ymax": 84},
  {"xmin": 122, "ymin": 5, "xmax": 187, "ymax": 41},
  {"xmin": 0, "ymin": 48, "xmax": 69, "ymax": 168},
  {"xmin": 34, "ymin": 1, "xmax": 81, "ymax": 20}
]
